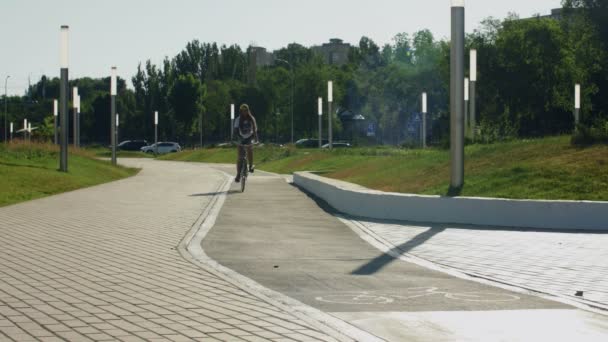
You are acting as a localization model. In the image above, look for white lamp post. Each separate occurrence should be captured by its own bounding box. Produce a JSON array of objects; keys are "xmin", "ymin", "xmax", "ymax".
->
[
  {"xmin": 450, "ymin": 0, "xmax": 465, "ymax": 190},
  {"xmin": 470, "ymin": 49, "xmax": 477, "ymax": 139},
  {"xmin": 574, "ymin": 84, "xmax": 581, "ymax": 129},
  {"xmin": 74, "ymin": 94, "xmax": 81, "ymax": 148},
  {"xmin": 110, "ymin": 66, "xmax": 117, "ymax": 165},
  {"xmin": 72, "ymin": 86, "xmax": 78, "ymax": 147},
  {"xmin": 465, "ymin": 78, "xmax": 470, "ymax": 135},
  {"xmin": 116, "ymin": 113, "xmax": 119, "ymax": 146},
  {"xmin": 59, "ymin": 25, "xmax": 70, "ymax": 171},
  {"xmin": 318, "ymin": 97, "xmax": 323, "ymax": 148},
  {"xmin": 53, "ymin": 99, "xmax": 58, "ymax": 144},
  {"xmin": 154, "ymin": 111, "xmax": 158, "ymax": 155},
  {"xmin": 9, "ymin": 122, "xmax": 13, "ymax": 142},
  {"xmin": 422, "ymin": 92, "xmax": 427, "ymax": 148},
  {"xmin": 328, "ymin": 81, "xmax": 333, "ymax": 149},
  {"xmin": 230, "ymin": 104, "xmax": 235, "ymax": 141},
  {"xmin": 23, "ymin": 119, "xmax": 27, "ymax": 141}
]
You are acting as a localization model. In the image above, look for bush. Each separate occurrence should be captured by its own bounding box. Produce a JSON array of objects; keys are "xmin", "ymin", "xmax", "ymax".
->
[{"xmin": 571, "ymin": 120, "xmax": 608, "ymax": 146}]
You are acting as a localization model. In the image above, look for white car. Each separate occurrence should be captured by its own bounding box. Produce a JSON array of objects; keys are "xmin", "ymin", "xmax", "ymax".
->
[{"xmin": 141, "ymin": 142, "xmax": 181, "ymax": 154}]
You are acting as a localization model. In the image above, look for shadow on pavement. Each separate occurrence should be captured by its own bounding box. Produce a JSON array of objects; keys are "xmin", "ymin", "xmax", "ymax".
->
[
  {"xmin": 351, "ymin": 227, "xmax": 446, "ymax": 275},
  {"xmin": 190, "ymin": 190, "xmax": 240, "ymax": 197}
]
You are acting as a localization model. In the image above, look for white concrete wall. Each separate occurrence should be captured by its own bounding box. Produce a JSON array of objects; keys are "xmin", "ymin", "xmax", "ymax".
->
[{"xmin": 294, "ymin": 172, "xmax": 608, "ymax": 231}]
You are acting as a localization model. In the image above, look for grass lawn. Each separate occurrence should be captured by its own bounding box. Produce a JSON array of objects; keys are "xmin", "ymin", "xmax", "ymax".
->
[
  {"xmin": 0, "ymin": 142, "xmax": 139, "ymax": 207},
  {"xmin": 161, "ymin": 136, "xmax": 608, "ymax": 201}
]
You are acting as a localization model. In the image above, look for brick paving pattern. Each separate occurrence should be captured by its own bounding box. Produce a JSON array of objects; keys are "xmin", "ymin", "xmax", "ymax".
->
[
  {"xmin": 354, "ymin": 219, "xmax": 608, "ymax": 307},
  {"xmin": 0, "ymin": 160, "xmax": 338, "ymax": 342}
]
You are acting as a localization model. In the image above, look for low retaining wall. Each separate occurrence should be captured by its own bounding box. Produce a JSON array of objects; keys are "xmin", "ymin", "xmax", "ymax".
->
[{"xmin": 293, "ymin": 172, "xmax": 608, "ymax": 231}]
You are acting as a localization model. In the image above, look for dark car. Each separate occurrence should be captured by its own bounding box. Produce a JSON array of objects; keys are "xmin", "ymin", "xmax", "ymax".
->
[
  {"xmin": 295, "ymin": 138, "xmax": 328, "ymax": 148},
  {"xmin": 322, "ymin": 142, "xmax": 351, "ymax": 148},
  {"xmin": 117, "ymin": 140, "xmax": 148, "ymax": 151}
]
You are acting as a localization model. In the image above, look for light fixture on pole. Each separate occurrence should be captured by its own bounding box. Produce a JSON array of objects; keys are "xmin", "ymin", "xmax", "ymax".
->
[
  {"xmin": 450, "ymin": 0, "xmax": 465, "ymax": 191},
  {"xmin": 465, "ymin": 77, "xmax": 469, "ymax": 136},
  {"xmin": 28, "ymin": 123, "xmax": 32, "ymax": 143},
  {"xmin": 4, "ymin": 75, "xmax": 9, "ymax": 143},
  {"xmin": 9, "ymin": 122, "xmax": 13, "ymax": 142},
  {"xmin": 318, "ymin": 97, "xmax": 323, "ymax": 148},
  {"xmin": 154, "ymin": 111, "xmax": 158, "ymax": 155},
  {"xmin": 110, "ymin": 66, "xmax": 117, "ymax": 165},
  {"xmin": 72, "ymin": 87, "xmax": 78, "ymax": 147},
  {"xmin": 422, "ymin": 92, "xmax": 427, "ymax": 148},
  {"xmin": 53, "ymin": 99, "xmax": 58, "ymax": 144},
  {"xmin": 230, "ymin": 104, "xmax": 235, "ymax": 141},
  {"xmin": 116, "ymin": 113, "xmax": 119, "ymax": 145},
  {"xmin": 59, "ymin": 26, "xmax": 70, "ymax": 171},
  {"xmin": 75, "ymin": 94, "xmax": 81, "ymax": 148},
  {"xmin": 469, "ymin": 48, "xmax": 477, "ymax": 139},
  {"xmin": 574, "ymin": 84, "xmax": 581, "ymax": 129},
  {"xmin": 23, "ymin": 118, "xmax": 27, "ymax": 141},
  {"xmin": 328, "ymin": 81, "xmax": 333, "ymax": 149}
]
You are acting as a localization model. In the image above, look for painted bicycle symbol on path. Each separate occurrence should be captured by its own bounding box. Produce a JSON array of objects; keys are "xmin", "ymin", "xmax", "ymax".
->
[{"xmin": 315, "ymin": 287, "xmax": 520, "ymax": 305}]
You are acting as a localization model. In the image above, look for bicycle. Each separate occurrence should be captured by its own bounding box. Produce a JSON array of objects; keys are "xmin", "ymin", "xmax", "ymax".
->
[{"xmin": 237, "ymin": 142, "xmax": 255, "ymax": 193}]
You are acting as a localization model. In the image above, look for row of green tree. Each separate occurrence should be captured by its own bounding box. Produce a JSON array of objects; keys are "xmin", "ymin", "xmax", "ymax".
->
[{"xmin": 3, "ymin": 0, "xmax": 606, "ymax": 146}]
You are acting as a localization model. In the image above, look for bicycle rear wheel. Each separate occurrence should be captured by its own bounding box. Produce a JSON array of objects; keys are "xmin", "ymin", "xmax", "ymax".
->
[{"xmin": 240, "ymin": 161, "xmax": 247, "ymax": 192}]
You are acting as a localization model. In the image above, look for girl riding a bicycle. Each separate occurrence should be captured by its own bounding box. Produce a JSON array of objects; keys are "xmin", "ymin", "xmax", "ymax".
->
[{"xmin": 234, "ymin": 104, "xmax": 258, "ymax": 183}]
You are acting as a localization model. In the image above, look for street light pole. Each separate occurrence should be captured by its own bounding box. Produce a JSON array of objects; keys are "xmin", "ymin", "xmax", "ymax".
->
[
  {"xmin": 116, "ymin": 113, "xmax": 119, "ymax": 144},
  {"xmin": 111, "ymin": 67, "xmax": 117, "ymax": 166},
  {"xmin": 230, "ymin": 104, "xmax": 235, "ymax": 141},
  {"xmin": 574, "ymin": 84, "xmax": 581, "ymax": 130},
  {"xmin": 72, "ymin": 87, "xmax": 78, "ymax": 147},
  {"xmin": 59, "ymin": 25, "xmax": 69, "ymax": 172},
  {"xmin": 450, "ymin": 0, "xmax": 465, "ymax": 191},
  {"xmin": 154, "ymin": 111, "xmax": 158, "ymax": 155},
  {"xmin": 4, "ymin": 75, "xmax": 9, "ymax": 143},
  {"xmin": 276, "ymin": 59, "xmax": 294, "ymax": 144},
  {"xmin": 53, "ymin": 99, "xmax": 58, "ymax": 144},
  {"xmin": 328, "ymin": 81, "xmax": 333, "ymax": 149},
  {"xmin": 470, "ymin": 49, "xmax": 477, "ymax": 140},
  {"xmin": 9, "ymin": 122, "xmax": 13, "ymax": 142},
  {"xmin": 318, "ymin": 97, "xmax": 323, "ymax": 148},
  {"xmin": 464, "ymin": 78, "xmax": 469, "ymax": 137},
  {"xmin": 422, "ymin": 92, "xmax": 427, "ymax": 148}
]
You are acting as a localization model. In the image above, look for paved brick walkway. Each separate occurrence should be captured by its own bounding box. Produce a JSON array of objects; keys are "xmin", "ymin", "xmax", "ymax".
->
[
  {"xmin": 0, "ymin": 159, "xmax": 339, "ymax": 342},
  {"xmin": 351, "ymin": 219, "xmax": 608, "ymax": 310}
]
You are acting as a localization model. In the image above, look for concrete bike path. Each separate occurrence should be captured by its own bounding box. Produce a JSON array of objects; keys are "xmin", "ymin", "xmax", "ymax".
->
[{"xmin": 203, "ymin": 167, "xmax": 608, "ymax": 341}]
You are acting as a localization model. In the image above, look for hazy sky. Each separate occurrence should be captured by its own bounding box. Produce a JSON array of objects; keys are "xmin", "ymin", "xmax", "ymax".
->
[{"xmin": 1, "ymin": 0, "xmax": 562, "ymax": 95}]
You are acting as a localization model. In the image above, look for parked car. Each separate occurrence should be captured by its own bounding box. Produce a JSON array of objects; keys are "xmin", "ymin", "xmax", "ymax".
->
[
  {"xmin": 321, "ymin": 142, "xmax": 351, "ymax": 149},
  {"xmin": 117, "ymin": 140, "xmax": 148, "ymax": 151},
  {"xmin": 141, "ymin": 142, "xmax": 181, "ymax": 154},
  {"xmin": 295, "ymin": 138, "xmax": 328, "ymax": 148}
]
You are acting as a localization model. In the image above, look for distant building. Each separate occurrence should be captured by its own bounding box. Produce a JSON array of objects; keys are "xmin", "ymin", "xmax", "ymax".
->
[
  {"xmin": 522, "ymin": 8, "xmax": 564, "ymax": 21},
  {"xmin": 312, "ymin": 39, "xmax": 352, "ymax": 66},
  {"xmin": 251, "ymin": 46, "xmax": 275, "ymax": 67}
]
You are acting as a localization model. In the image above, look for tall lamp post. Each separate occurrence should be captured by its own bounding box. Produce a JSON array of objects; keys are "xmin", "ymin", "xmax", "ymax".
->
[
  {"xmin": 154, "ymin": 111, "xmax": 158, "ymax": 155},
  {"xmin": 4, "ymin": 75, "xmax": 9, "ymax": 143},
  {"xmin": 450, "ymin": 0, "xmax": 465, "ymax": 191},
  {"xmin": 275, "ymin": 58, "xmax": 294, "ymax": 144},
  {"xmin": 230, "ymin": 104, "xmax": 235, "ymax": 141},
  {"xmin": 23, "ymin": 119, "xmax": 27, "ymax": 141},
  {"xmin": 328, "ymin": 81, "xmax": 333, "ymax": 149},
  {"xmin": 470, "ymin": 49, "xmax": 477, "ymax": 139},
  {"xmin": 318, "ymin": 97, "xmax": 323, "ymax": 148},
  {"xmin": 110, "ymin": 67, "xmax": 117, "ymax": 166},
  {"xmin": 72, "ymin": 87, "xmax": 78, "ymax": 147},
  {"xmin": 116, "ymin": 113, "xmax": 119, "ymax": 146},
  {"xmin": 464, "ymin": 78, "xmax": 469, "ymax": 136},
  {"xmin": 59, "ymin": 25, "xmax": 69, "ymax": 172},
  {"xmin": 9, "ymin": 122, "xmax": 13, "ymax": 142},
  {"xmin": 574, "ymin": 84, "xmax": 581, "ymax": 130},
  {"xmin": 75, "ymin": 94, "xmax": 81, "ymax": 147},
  {"xmin": 53, "ymin": 99, "xmax": 58, "ymax": 144},
  {"xmin": 421, "ymin": 92, "xmax": 427, "ymax": 148}
]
